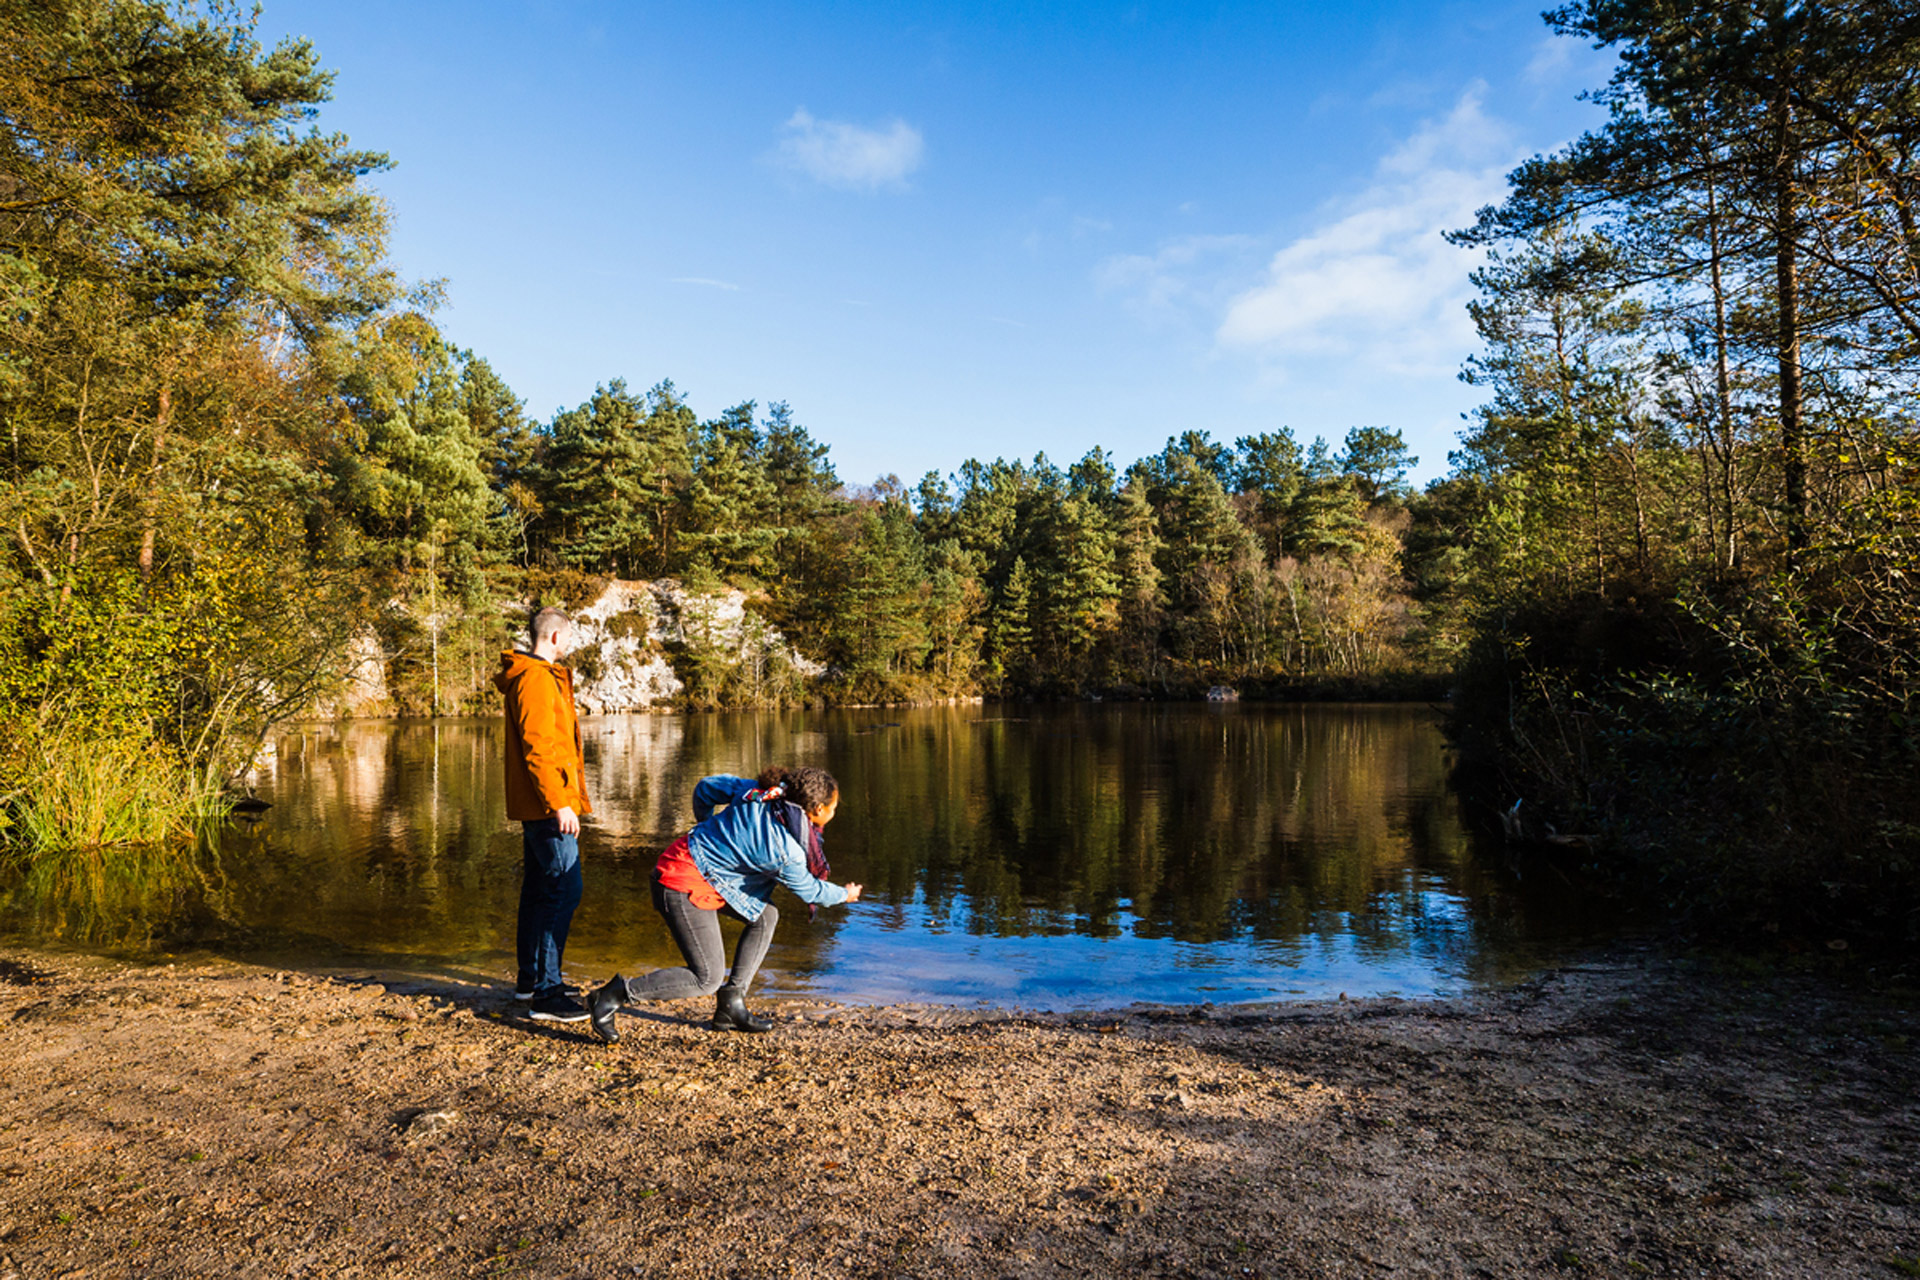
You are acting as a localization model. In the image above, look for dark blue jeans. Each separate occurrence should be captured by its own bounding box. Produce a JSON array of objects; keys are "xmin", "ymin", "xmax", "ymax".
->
[{"xmin": 516, "ymin": 817, "xmax": 582, "ymax": 996}]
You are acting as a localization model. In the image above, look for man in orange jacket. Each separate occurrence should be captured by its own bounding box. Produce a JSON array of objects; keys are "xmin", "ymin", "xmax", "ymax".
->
[{"xmin": 494, "ymin": 606, "xmax": 593, "ymax": 1022}]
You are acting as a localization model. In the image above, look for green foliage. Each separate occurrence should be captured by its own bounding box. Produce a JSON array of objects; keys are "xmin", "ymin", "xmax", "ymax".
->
[
  {"xmin": 988, "ymin": 555, "xmax": 1034, "ymax": 692},
  {"xmin": 1338, "ymin": 426, "xmax": 1416, "ymax": 500},
  {"xmin": 1234, "ymin": 429, "xmax": 1305, "ymax": 561},
  {"xmin": 517, "ymin": 567, "xmax": 611, "ymax": 613},
  {"xmin": 326, "ymin": 312, "xmax": 498, "ymax": 591},
  {"xmin": 0, "ymin": 0, "xmax": 397, "ymax": 333},
  {"xmin": 0, "ymin": 568, "xmax": 177, "ymax": 740},
  {"xmin": 0, "ymin": 0, "xmax": 1451, "ymax": 889},
  {"xmin": 680, "ymin": 402, "xmax": 781, "ymax": 581},
  {"xmin": 1033, "ymin": 488, "xmax": 1119, "ymax": 678},
  {"xmin": 0, "ymin": 729, "xmax": 218, "ymax": 854},
  {"xmin": 824, "ymin": 499, "xmax": 937, "ymax": 700},
  {"xmin": 0, "ymin": 0, "xmax": 396, "ymax": 860},
  {"xmin": 668, "ymin": 594, "xmax": 809, "ymax": 711},
  {"xmin": 1441, "ymin": 0, "xmax": 1920, "ymax": 947},
  {"xmin": 534, "ymin": 379, "xmax": 691, "ymax": 578},
  {"xmin": 1288, "ymin": 440, "xmax": 1370, "ymax": 557}
]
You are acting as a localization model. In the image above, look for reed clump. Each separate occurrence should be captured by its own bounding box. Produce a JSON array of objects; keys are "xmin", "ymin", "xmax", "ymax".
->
[
  {"xmin": 0, "ymin": 730, "xmax": 231, "ymax": 944},
  {"xmin": 0, "ymin": 730, "xmax": 226, "ymax": 856}
]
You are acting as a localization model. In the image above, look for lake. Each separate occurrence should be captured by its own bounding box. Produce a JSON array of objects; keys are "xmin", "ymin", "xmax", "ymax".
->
[{"xmin": 1, "ymin": 704, "xmax": 1619, "ymax": 1007}]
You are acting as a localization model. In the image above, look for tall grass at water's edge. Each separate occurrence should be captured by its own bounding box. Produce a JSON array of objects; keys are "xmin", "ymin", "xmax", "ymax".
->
[
  {"xmin": 0, "ymin": 734, "xmax": 234, "ymax": 945},
  {"xmin": 1, "ymin": 733, "xmax": 230, "ymax": 855}
]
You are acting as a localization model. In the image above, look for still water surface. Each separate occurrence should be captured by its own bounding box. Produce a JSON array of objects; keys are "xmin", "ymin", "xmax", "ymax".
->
[{"xmin": 6, "ymin": 705, "xmax": 1618, "ymax": 1007}]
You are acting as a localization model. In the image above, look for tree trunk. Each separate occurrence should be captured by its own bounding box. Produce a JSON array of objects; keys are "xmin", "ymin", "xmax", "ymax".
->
[
  {"xmin": 1706, "ymin": 159, "xmax": 1740, "ymax": 570},
  {"xmin": 1774, "ymin": 91, "xmax": 1809, "ymax": 554},
  {"xmin": 138, "ymin": 381, "xmax": 171, "ymax": 586}
]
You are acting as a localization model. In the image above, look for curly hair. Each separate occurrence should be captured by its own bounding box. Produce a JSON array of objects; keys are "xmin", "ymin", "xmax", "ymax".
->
[{"xmin": 755, "ymin": 764, "xmax": 839, "ymax": 813}]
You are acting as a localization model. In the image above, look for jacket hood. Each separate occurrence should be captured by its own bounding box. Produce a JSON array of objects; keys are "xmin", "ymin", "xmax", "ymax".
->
[{"xmin": 493, "ymin": 649, "xmax": 548, "ymax": 694}]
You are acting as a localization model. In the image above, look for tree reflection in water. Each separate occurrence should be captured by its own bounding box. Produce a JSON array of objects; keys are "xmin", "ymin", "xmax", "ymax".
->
[{"xmin": 0, "ymin": 706, "xmax": 1621, "ymax": 1006}]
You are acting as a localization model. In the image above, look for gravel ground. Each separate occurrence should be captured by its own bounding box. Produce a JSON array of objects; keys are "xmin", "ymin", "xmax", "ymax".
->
[{"xmin": 0, "ymin": 947, "xmax": 1915, "ymax": 1279}]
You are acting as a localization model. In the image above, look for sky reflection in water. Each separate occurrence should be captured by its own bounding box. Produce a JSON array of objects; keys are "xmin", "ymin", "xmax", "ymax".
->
[{"xmin": 1, "ymin": 705, "xmax": 1618, "ymax": 1007}]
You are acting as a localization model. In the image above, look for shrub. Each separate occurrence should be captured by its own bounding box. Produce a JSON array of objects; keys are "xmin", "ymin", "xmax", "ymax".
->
[
  {"xmin": 0, "ymin": 730, "xmax": 225, "ymax": 855},
  {"xmin": 1452, "ymin": 584, "xmax": 1920, "ymax": 947}
]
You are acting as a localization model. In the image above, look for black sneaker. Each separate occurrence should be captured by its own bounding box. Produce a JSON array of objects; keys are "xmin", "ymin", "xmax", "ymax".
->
[
  {"xmin": 514, "ymin": 980, "xmax": 577, "ymax": 1002},
  {"xmin": 528, "ymin": 992, "xmax": 590, "ymax": 1023},
  {"xmin": 589, "ymin": 976, "xmax": 625, "ymax": 1044}
]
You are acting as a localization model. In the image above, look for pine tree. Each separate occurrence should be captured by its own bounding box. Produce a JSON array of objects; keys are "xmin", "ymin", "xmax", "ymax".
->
[
  {"xmin": 1033, "ymin": 490, "xmax": 1119, "ymax": 684},
  {"xmin": 988, "ymin": 555, "xmax": 1035, "ymax": 691},
  {"xmin": 1287, "ymin": 439, "xmax": 1369, "ymax": 558},
  {"xmin": 537, "ymin": 382, "xmax": 649, "ymax": 575},
  {"xmin": 832, "ymin": 500, "xmax": 931, "ymax": 697},
  {"xmin": 923, "ymin": 540, "xmax": 986, "ymax": 695},
  {"xmin": 680, "ymin": 403, "xmax": 779, "ymax": 582},
  {"xmin": 1338, "ymin": 427, "xmax": 1417, "ymax": 501},
  {"xmin": 533, "ymin": 379, "xmax": 692, "ymax": 577},
  {"xmin": 1452, "ymin": 225, "xmax": 1655, "ymax": 598},
  {"xmin": 1151, "ymin": 455, "xmax": 1258, "ymax": 673},
  {"xmin": 1068, "ymin": 446, "xmax": 1118, "ymax": 507},
  {"xmin": 749, "ymin": 400, "xmax": 840, "ymax": 608},
  {"xmin": 328, "ymin": 312, "xmax": 494, "ymax": 590},
  {"xmin": 1110, "ymin": 474, "xmax": 1166, "ymax": 685},
  {"xmin": 1234, "ymin": 429, "xmax": 1305, "ymax": 561},
  {"xmin": 1457, "ymin": 0, "xmax": 1920, "ymax": 556}
]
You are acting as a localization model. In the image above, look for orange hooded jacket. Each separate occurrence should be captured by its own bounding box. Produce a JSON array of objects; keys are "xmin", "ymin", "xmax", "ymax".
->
[{"xmin": 493, "ymin": 650, "xmax": 593, "ymax": 822}]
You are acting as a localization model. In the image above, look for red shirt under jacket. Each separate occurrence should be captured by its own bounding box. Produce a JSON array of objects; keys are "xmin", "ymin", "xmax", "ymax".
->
[{"xmin": 654, "ymin": 835, "xmax": 724, "ymax": 910}]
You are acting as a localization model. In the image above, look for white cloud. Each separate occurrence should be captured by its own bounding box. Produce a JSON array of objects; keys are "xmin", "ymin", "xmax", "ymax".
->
[
  {"xmin": 1094, "ymin": 233, "xmax": 1259, "ymax": 321},
  {"xmin": 775, "ymin": 108, "xmax": 924, "ymax": 191},
  {"xmin": 1523, "ymin": 33, "xmax": 1617, "ymax": 91},
  {"xmin": 1215, "ymin": 87, "xmax": 1515, "ymax": 377},
  {"xmin": 1523, "ymin": 35, "xmax": 1576, "ymax": 86}
]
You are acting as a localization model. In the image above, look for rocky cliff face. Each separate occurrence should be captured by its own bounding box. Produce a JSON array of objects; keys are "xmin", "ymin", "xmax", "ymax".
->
[
  {"xmin": 310, "ymin": 628, "xmax": 395, "ymax": 719},
  {"xmin": 561, "ymin": 579, "xmax": 682, "ymax": 714},
  {"xmin": 556, "ymin": 578, "xmax": 825, "ymax": 713},
  {"xmin": 312, "ymin": 579, "xmax": 822, "ymax": 718}
]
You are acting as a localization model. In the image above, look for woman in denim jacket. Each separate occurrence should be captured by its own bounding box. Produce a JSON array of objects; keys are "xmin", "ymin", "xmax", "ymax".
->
[{"xmin": 588, "ymin": 765, "xmax": 861, "ymax": 1041}]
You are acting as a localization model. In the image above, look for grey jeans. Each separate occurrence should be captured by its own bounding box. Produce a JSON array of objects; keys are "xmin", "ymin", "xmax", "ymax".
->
[{"xmin": 624, "ymin": 873, "xmax": 778, "ymax": 1002}]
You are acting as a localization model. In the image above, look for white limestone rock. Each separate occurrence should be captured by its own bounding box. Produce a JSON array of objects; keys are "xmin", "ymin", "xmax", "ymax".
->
[{"xmin": 565, "ymin": 578, "xmax": 822, "ymax": 712}]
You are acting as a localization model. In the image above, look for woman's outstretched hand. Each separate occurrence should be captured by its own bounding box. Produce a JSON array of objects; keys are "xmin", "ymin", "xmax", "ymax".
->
[{"xmin": 844, "ymin": 882, "xmax": 863, "ymax": 903}]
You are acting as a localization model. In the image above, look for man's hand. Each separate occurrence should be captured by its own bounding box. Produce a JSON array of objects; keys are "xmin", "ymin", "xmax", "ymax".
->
[
  {"xmin": 555, "ymin": 806, "xmax": 580, "ymax": 836},
  {"xmin": 844, "ymin": 882, "xmax": 863, "ymax": 903}
]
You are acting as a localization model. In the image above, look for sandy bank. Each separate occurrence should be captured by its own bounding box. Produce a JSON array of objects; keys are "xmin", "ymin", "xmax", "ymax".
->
[{"xmin": 0, "ymin": 948, "xmax": 1914, "ymax": 1278}]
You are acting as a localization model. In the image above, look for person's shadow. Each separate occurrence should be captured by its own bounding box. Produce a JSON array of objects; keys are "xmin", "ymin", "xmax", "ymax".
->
[{"xmin": 321, "ymin": 964, "xmax": 707, "ymax": 1041}]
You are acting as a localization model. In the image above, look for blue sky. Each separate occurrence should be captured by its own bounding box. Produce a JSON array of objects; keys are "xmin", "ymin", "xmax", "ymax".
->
[{"xmin": 257, "ymin": 2, "xmax": 1614, "ymax": 488}]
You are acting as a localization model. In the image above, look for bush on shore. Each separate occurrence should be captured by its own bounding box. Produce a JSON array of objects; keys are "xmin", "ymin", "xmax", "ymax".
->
[
  {"xmin": 0, "ymin": 730, "xmax": 226, "ymax": 856},
  {"xmin": 1451, "ymin": 588, "xmax": 1920, "ymax": 949}
]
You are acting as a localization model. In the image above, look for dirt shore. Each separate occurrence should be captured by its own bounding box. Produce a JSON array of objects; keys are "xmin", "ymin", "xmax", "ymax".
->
[{"xmin": 0, "ymin": 947, "xmax": 1915, "ymax": 1279}]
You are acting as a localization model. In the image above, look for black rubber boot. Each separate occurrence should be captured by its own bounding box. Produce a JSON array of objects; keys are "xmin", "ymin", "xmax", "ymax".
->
[
  {"xmin": 589, "ymin": 975, "xmax": 625, "ymax": 1044},
  {"xmin": 710, "ymin": 983, "xmax": 771, "ymax": 1033}
]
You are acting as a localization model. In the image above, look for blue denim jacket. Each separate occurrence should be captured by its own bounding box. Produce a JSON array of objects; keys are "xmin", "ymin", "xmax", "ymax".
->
[{"xmin": 685, "ymin": 775, "xmax": 849, "ymax": 922}]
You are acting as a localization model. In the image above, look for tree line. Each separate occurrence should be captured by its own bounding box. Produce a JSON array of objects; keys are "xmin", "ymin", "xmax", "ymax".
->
[
  {"xmin": 492, "ymin": 399, "xmax": 1429, "ymax": 704},
  {"xmin": 7, "ymin": 0, "xmax": 1918, "ymax": 948},
  {"xmin": 320, "ymin": 338, "xmax": 1435, "ymax": 706},
  {"xmin": 0, "ymin": 0, "xmax": 1439, "ymax": 829},
  {"xmin": 1428, "ymin": 0, "xmax": 1920, "ymax": 946}
]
